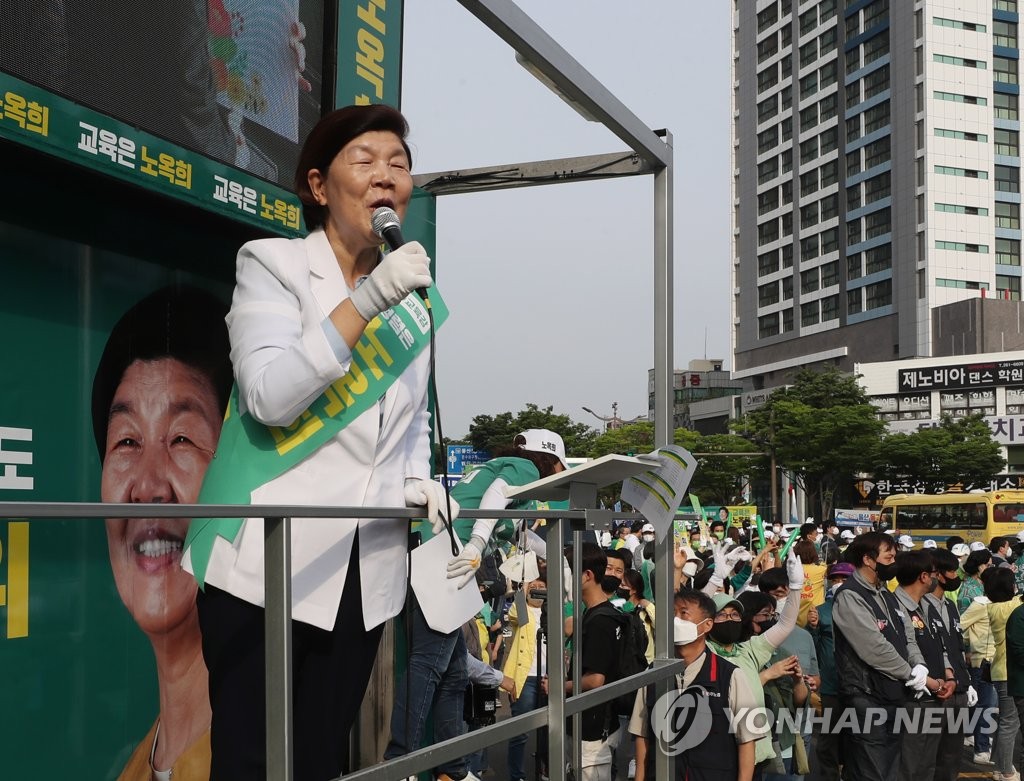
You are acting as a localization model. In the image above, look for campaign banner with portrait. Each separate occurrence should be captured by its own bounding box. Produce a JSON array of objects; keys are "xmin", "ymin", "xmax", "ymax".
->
[{"xmin": 0, "ymin": 187, "xmax": 436, "ymax": 777}]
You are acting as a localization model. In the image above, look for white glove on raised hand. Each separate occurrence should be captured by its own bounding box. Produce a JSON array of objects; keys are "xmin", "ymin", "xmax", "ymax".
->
[
  {"xmin": 447, "ymin": 535, "xmax": 487, "ymax": 589},
  {"xmin": 710, "ymin": 539, "xmax": 729, "ymax": 576},
  {"xmin": 786, "ymin": 550, "xmax": 806, "ymax": 590},
  {"xmin": 967, "ymin": 685, "xmax": 979, "ymax": 707},
  {"xmin": 906, "ymin": 663, "xmax": 929, "ymax": 691},
  {"xmin": 404, "ymin": 478, "xmax": 459, "ymax": 535},
  {"xmin": 725, "ymin": 546, "xmax": 751, "ymax": 569},
  {"xmin": 349, "ymin": 241, "xmax": 432, "ymax": 321}
]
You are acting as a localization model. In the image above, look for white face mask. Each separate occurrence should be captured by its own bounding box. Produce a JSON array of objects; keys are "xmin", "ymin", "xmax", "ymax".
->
[
  {"xmin": 673, "ymin": 617, "xmax": 708, "ymax": 646},
  {"xmin": 830, "ymin": 582, "xmax": 843, "ymax": 597},
  {"xmin": 776, "ymin": 596, "xmax": 788, "ymax": 614},
  {"xmin": 642, "ymin": 532, "xmax": 655, "ymax": 542}
]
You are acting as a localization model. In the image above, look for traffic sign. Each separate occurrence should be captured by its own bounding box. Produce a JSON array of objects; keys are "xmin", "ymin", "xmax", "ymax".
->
[{"xmin": 446, "ymin": 445, "xmax": 488, "ymax": 475}]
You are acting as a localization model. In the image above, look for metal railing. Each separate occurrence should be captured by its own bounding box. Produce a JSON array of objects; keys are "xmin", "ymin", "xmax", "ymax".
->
[{"xmin": 0, "ymin": 501, "xmax": 683, "ymax": 780}]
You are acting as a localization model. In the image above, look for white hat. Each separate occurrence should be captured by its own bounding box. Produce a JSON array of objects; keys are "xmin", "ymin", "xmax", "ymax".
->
[
  {"xmin": 516, "ymin": 429, "xmax": 568, "ymax": 469},
  {"xmin": 763, "ymin": 529, "xmax": 777, "ymax": 540},
  {"xmin": 951, "ymin": 543, "xmax": 970, "ymax": 556},
  {"xmin": 840, "ymin": 529, "xmax": 855, "ymax": 540},
  {"xmin": 969, "ymin": 541, "xmax": 987, "ymax": 552},
  {"xmin": 885, "ymin": 529, "xmax": 897, "ymax": 535},
  {"xmin": 897, "ymin": 535, "xmax": 914, "ymax": 549},
  {"xmin": 642, "ymin": 522, "xmax": 655, "ymax": 533},
  {"xmin": 923, "ymin": 539, "xmax": 937, "ymax": 549}
]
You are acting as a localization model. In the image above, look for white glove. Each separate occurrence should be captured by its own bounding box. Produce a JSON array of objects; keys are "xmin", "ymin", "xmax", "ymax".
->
[
  {"xmin": 447, "ymin": 535, "xmax": 486, "ymax": 589},
  {"xmin": 967, "ymin": 685, "xmax": 978, "ymax": 706},
  {"xmin": 710, "ymin": 539, "xmax": 729, "ymax": 576},
  {"xmin": 906, "ymin": 663, "xmax": 929, "ymax": 691},
  {"xmin": 725, "ymin": 547, "xmax": 751, "ymax": 568},
  {"xmin": 404, "ymin": 478, "xmax": 459, "ymax": 534},
  {"xmin": 786, "ymin": 550, "xmax": 805, "ymax": 590},
  {"xmin": 349, "ymin": 241, "xmax": 432, "ymax": 321}
]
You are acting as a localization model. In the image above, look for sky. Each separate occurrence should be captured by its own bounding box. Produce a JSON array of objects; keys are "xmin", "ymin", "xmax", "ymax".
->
[{"xmin": 400, "ymin": 2, "xmax": 732, "ymax": 440}]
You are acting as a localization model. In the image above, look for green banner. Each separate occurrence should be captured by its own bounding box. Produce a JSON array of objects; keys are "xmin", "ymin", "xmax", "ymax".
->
[
  {"xmin": 0, "ymin": 71, "xmax": 304, "ymax": 237},
  {"xmin": 336, "ymin": 0, "xmax": 404, "ymax": 108},
  {"xmin": 186, "ymin": 287, "xmax": 448, "ymax": 586}
]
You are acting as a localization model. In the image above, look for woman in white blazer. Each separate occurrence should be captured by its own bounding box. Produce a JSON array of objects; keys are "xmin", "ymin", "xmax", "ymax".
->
[{"xmin": 186, "ymin": 104, "xmax": 452, "ymax": 781}]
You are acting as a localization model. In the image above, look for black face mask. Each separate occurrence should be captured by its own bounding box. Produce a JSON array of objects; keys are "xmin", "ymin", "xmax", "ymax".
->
[
  {"xmin": 710, "ymin": 620, "xmax": 743, "ymax": 645},
  {"xmin": 942, "ymin": 575, "xmax": 962, "ymax": 592},
  {"xmin": 601, "ymin": 575, "xmax": 622, "ymax": 594},
  {"xmin": 875, "ymin": 561, "xmax": 898, "ymax": 581},
  {"xmin": 615, "ymin": 587, "xmax": 631, "ymax": 600},
  {"xmin": 756, "ymin": 616, "xmax": 778, "ymax": 632}
]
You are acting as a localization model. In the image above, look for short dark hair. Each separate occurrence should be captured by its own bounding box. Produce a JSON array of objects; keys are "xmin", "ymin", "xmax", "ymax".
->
[
  {"xmin": 945, "ymin": 535, "xmax": 965, "ymax": 550},
  {"xmin": 990, "ymin": 537, "xmax": 1009, "ymax": 554},
  {"xmin": 91, "ymin": 285, "xmax": 232, "ymax": 459},
  {"xmin": 576, "ymin": 542, "xmax": 607, "ymax": 584},
  {"xmin": 607, "ymin": 548, "xmax": 633, "ymax": 571},
  {"xmin": 294, "ymin": 104, "xmax": 412, "ymax": 231},
  {"xmin": 930, "ymin": 549, "xmax": 960, "ymax": 575},
  {"xmin": 964, "ymin": 549, "xmax": 993, "ymax": 575},
  {"xmin": 984, "ymin": 566, "xmax": 1016, "ymax": 603},
  {"xmin": 844, "ymin": 531, "xmax": 894, "ymax": 568},
  {"xmin": 757, "ymin": 567, "xmax": 789, "ymax": 593},
  {"xmin": 799, "ymin": 522, "xmax": 818, "ymax": 539},
  {"xmin": 674, "ymin": 588, "xmax": 716, "ymax": 623},
  {"xmin": 895, "ymin": 550, "xmax": 934, "ymax": 587}
]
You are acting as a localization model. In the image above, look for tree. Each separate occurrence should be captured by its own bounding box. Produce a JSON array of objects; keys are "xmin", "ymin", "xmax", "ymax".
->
[
  {"xmin": 737, "ymin": 367, "xmax": 886, "ymax": 522},
  {"xmin": 874, "ymin": 413, "xmax": 1004, "ymax": 492},
  {"xmin": 466, "ymin": 403, "xmax": 597, "ymax": 457}
]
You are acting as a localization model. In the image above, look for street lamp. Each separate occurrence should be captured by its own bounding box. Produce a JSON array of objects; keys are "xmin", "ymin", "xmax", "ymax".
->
[{"xmin": 582, "ymin": 403, "xmax": 646, "ymax": 431}]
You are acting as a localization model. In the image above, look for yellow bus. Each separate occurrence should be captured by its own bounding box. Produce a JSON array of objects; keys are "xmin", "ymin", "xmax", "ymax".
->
[{"xmin": 879, "ymin": 490, "xmax": 1024, "ymax": 545}]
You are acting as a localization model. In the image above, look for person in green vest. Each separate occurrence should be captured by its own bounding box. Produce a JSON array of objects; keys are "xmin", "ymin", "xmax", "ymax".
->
[{"xmin": 387, "ymin": 430, "xmax": 568, "ymax": 781}]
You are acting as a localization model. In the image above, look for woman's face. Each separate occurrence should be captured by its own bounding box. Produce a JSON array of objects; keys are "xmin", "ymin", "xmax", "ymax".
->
[
  {"xmin": 102, "ymin": 358, "xmax": 222, "ymax": 638},
  {"xmin": 309, "ymin": 130, "xmax": 413, "ymax": 250}
]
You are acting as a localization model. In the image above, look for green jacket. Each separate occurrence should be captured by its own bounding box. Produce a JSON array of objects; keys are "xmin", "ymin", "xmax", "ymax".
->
[{"xmin": 1004, "ymin": 602, "xmax": 1024, "ymax": 697}]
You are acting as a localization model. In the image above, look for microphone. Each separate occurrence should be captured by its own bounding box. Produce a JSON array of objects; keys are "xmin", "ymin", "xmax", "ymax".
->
[{"xmin": 371, "ymin": 206, "xmax": 428, "ymax": 303}]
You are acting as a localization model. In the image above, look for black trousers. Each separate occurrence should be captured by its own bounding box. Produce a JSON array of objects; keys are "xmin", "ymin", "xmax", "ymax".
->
[
  {"xmin": 839, "ymin": 694, "xmax": 901, "ymax": 781},
  {"xmin": 197, "ymin": 536, "xmax": 385, "ymax": 781}
]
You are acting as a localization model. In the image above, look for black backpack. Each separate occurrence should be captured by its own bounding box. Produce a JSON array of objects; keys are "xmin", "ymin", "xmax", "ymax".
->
[{"xmin": 599, "ymin": 603, "xmax": 650, "ymax": 717}]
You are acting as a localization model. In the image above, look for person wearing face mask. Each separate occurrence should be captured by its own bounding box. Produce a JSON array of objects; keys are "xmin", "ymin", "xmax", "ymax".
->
[
  {"xmin": 809, "ymin": 562, "xmax": 853, "ymax": 781},
  {"xmin": 982, "ymin": 566, "xmax": 1020, "ymax": 781},
  {"xmin": 706, "ymin": 552, "xmax": 806, "ymax": 769},
  {"xmin": 957, "ymin": 549, "xmax": 993, "ymax": 614},
  {"xmin": 892, "ymin": 550, "xmax": 955, "ymax": 781},
  {"xmin": 959, "ymin": 564, "xmax": 998, "ymax": 763},
  {"xmin": 710, "ymin": 519, "xmax": 728, "ymax": 543},
  {"xmin": 627, "ymin": 589, "xmax": 761, "ymax": 781},
  {"xmin": 831, "ymin": 531, "xmax": 930, "ymax": 781},
  {"xmin": 924, "ymin": 548, "xmax": 977, "ymax": 781}
]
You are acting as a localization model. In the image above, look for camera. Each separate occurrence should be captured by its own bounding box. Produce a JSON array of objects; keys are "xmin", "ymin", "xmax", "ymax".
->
[{"xmin": 528, "ymin": 588, "xmax": 547, "ymax": 602}]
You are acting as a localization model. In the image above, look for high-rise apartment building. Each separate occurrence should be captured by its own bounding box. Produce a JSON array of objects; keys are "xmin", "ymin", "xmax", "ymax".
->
[{"xmin": 732, "ymin": 0, "xmax": 1023, "ymax": 388}]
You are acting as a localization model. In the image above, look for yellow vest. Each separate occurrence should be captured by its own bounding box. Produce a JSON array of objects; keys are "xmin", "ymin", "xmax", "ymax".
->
[{"xmin": 502, "ymin": 603, "xmax": 540, "ymax": 698}]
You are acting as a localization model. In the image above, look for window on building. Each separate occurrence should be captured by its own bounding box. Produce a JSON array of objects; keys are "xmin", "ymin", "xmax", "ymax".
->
[
  {"xmin": 996, "ymin": 128, "xmax": 1020, "ymax": 158},
  {"xmin": 801, "ymin": 300, "xmax": 820, "ymax": 326},
  {"xmin": 758, "ymin": 63, "xmax": 780, "ymax": 94},
  {"xmin": 863, "ymin": 64, "xmax": 889, "ymax": 99},
  {"xmin": 758, "ymin": 94, "xmax": 780, "ymax": 123},
  {"xmin": 759, "ymin": 280, "xmax": 781, "ymax": 307},
  {"xmin": 846, "ymin": 114, "xmax": 861, "ymax": 143},
  {"xmin": 758, "ymin": 187, "xmax": 780, "ymax": 215},
  {"xmin": 782, "ymin": 212, "xmax": 793, "ymax": 237},
  {"xmin": 847, "ymin": 217, "xmax": 862, "ymax": 245},
  {"xmin": 865, "ymin": 279, "xmax": 892, "ymax": 310},
  {"xmin": 998, "ymin": 238, "xmax": 1022, "ymax": 266},
  {"xmin": 995, "ymin": 56, "xmax": 1019, "ymax": 86},
  {"xmin": 800, "ymin": 72, "xmax": 819, "ymax": 100},
  {"xmin": 759, "ymin": 312, "xmax": 781, "ymax": 338},
  {"xmin": 800, "ymin": 104, "xmax": 818, "ymax": 132},
  {"xmin": 819, "ymin": 126, "xmax": 838, "ymax": 155},
  {"xmin": 820, "ymin": 159, "xmax": 838, "ymax": 188},
  {"xmin": 819, "ymin": 93, "xmax": 838, "ymax": 122},
  {"xmin": 846, "ymin": 45, "xmax": 860, "ymax": 74},
  {"xmin": 847, "ymin": 181, "xmax": 862, "ymax": 209},
  {"xmin": 996, "ymin": 92, "xmax": 1019, "ymax": 121},
  {"xmin": 864, "ymin": 171, "xmax": 892, "ymax": 203},
  {"xmin": 846, "ymin": 150, "xmax": 861, "ymax": 178},
  {"xmin": 800, "ymin": 137, "xmax": 818, "ymax": 165},
  {"xmin": 821, "ymin": 260, "xmax": 839, "ymax": 287},
  {"xmin": 801, "ymin": 201, "xmax": 819, "ymax": 229},
  {"xmin": 863, "ymin": 0, "xmax": 889, "ymax": 30},
  {"xmin": 820, "ymin": 193, "xmax": 839, "ymax": 221},
  {"xmin": 994, "ymin": 20, "xmax": 1018, "ymax": 48},
  {"xmin": 846, "ymin": 12, "xmax": 860, "ymax": 39},
  {"xmin": 864, "ymin": 101, "xmax": 890, "ymax": 134},
  {"xmin": 864, "ymin": 136, "xmax": 891, "ymax": 169},
  {"xmin": 848, "ymin": 286, "xmax": 863, "ymax": 314},
  {"xmin": 995, "ymin": 1, "xmax": 1017, "ymax": 12},
  {"xmin": 781, "ymin": 179, "xmax": 793, "ymax": 205},
  {"xmin": 781, "ymin": 117, "xmax": 793, "ymax": 143},
  {"xmin": 819, "ymin": 60, "xmax": 838, "ymax": 89},
  {"xmin": 865, "ymin": 207, "xmax": 891, "ymax": 239},
  {"xmin": 757, "ymin": 3, "xmax": 779, "ymax": 34},
  {"xmin": 800, "ymin": 40, "xmax": 818, "ymax": 68},
  {"xmin": 801, "ymin": 235, "xmax": 820, "ymax": 262},
  {"xmin": 758, "ymin": 157, "xmax": 779, "ymax": 185},
  {"xmin": 996, "ymin": 164, "xmax": 1021, "ymax": 193},
  {"xmin": 821, "ymin": 226, "xmax": 839, "ymax": 254},
  {"xmin": 865, "ymin": 243, "xmax": 892, "ymax": 274},
  {"xmin": 800, "ymin": 169, "xmax": 819, "ymax": 197},
  {"xmin": 800, "ymin": 7, "xmax": 817, "ymax": 34},
  {"xmin": 758, "ymin": 218, "xmax": 780, "ymax": 246},
  {"xmin": 848, "ymin": 253, "xmax": 862, "ymax": 280},
  {"xmin": 863, "ymin": 31, "xmax": 889, "ymax": 65},
  {"xmin": 997, "ymin": 275, "xmax": 1022, "ymax": 301},
  {"xmin": 783, "ymin": 306, "xmax": 795, "ymax": 332},
  {"xmin": 758, "ymin": 126, "xmax": 779, "ymax": 154},
  {"xmin": 933, "ymin": 17, "xmax": 986, "ymax": 32},
  {"xmin": 847, "ymin": 80, "xmax": 861, "ymax": 107},
  {"xmin": 782, "ymin": 275, "xmax": 793, "ymax": 300},
  {"xmin": 782, "ymin": 243, "xmax": 794, "ymax": 268},
  {"xmin": 997, "ymin": 202, "xmax": 1021, "ymax": 230},
  {"xmin": 758, "ymin": 33, "xmax": 780, "ymax": 64},
  {"xmin": 821, "ymin": 294, "xmax": 840, "ymax": 321},
  {"xmin": 781, "ymin": 148, "xmax": 793, "ymax": 175},
  {"xmin": 819, "ymin": 0, "xmax": 836, "ymax": 23}
]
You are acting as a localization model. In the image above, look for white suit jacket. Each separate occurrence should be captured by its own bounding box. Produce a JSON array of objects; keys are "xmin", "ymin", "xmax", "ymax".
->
[{"xmin": 182, "ymin": 229, "xmax": 432, "ymax": 631}]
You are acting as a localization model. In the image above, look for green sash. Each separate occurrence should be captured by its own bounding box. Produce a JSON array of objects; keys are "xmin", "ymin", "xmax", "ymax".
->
[{"xmin": 185, "ymin": 286, "xmax": 447, "ymax": 587}]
